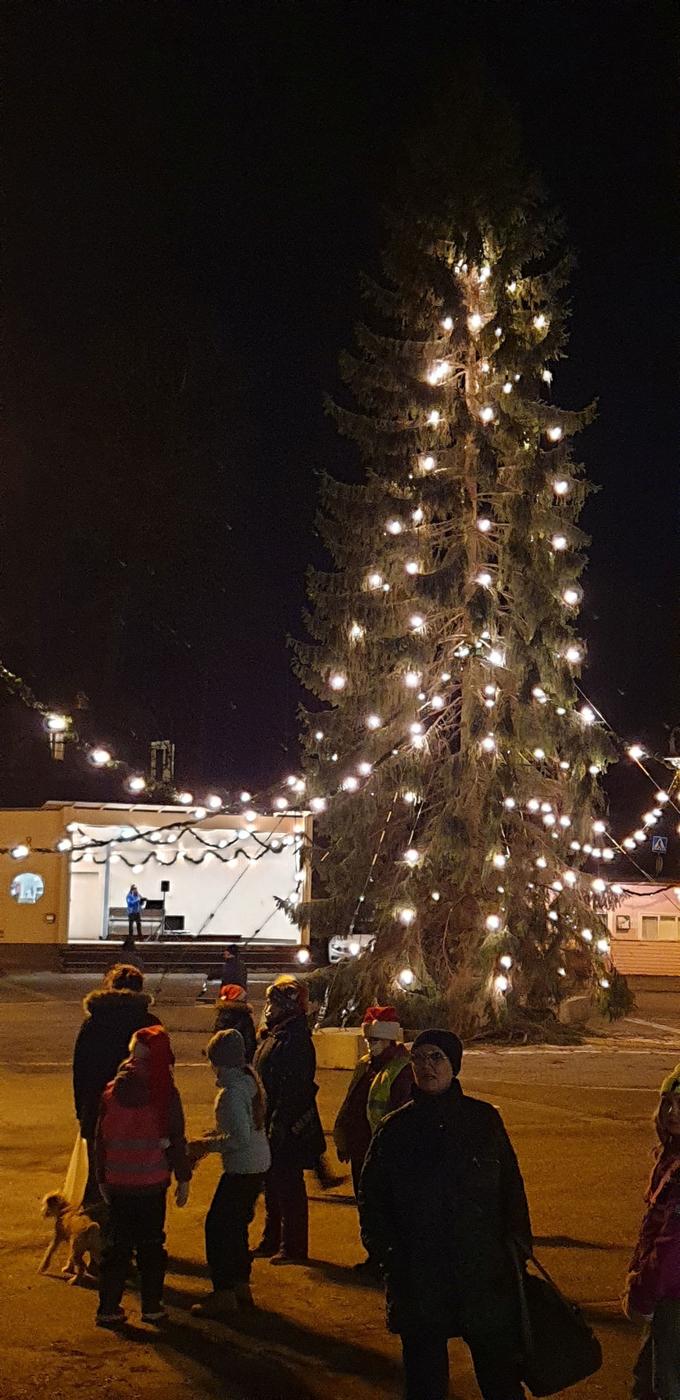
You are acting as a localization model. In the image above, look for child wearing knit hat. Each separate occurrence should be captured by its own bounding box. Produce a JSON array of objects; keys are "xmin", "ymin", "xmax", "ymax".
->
[
  {"xmin": 188, "ymin": 1031, "xmax": 271, "ymax": 1317},
  {"xmin": 625, "ymin": 1063, "xmax": 680, "ymax": 1398}
]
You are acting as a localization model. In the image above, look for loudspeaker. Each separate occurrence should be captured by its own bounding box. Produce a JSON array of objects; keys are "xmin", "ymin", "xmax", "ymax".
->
[{"xmin": 161, "ymin": 879, "xmax": 170, "ymax": 893}]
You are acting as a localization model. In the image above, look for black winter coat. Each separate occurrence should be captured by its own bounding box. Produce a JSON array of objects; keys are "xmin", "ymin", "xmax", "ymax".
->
[
  {"xmin": 253, "ymin": 1013, "xmax": 325, "ymax": 1167},
  {"xmin": 72, "ymin": 988, "xmax": 160, "ymax": 1138},
  {"xmin": 213, "ymin": 1003, "xmax": 257, "ymax": 1063},
  {"xmin": 359, "ymin": 1081, "xmax": 532, "ymax": 1339}
]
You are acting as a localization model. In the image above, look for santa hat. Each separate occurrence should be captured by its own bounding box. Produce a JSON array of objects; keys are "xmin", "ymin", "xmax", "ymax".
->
[
  {"xmin": 218, "ymin": 983, "xmax": 248, "ymax": 1004},
  {"xmin": 362, "ymin": 1005, "xmax": 403, "ymax": 1041}
]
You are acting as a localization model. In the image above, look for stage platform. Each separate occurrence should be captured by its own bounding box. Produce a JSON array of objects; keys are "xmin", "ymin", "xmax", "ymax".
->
[{"xmin": 59, "ymin": 940, "xmax": 302, "ymax": 975}]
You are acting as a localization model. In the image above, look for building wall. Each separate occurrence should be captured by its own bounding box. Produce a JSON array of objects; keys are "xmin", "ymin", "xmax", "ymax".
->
[
  {"xmin": 0, "ymin": 807, "xmax": 69, "ymax": 946},
  {"xmin": 609, "ymin": 884, "xmax": 680, "ymax": 977}
]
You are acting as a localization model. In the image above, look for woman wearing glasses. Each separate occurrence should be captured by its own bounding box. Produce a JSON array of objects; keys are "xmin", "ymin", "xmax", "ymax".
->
[{"xmin": 358, "ymin": 1028, "xmax": 531, "ymax": 1400}]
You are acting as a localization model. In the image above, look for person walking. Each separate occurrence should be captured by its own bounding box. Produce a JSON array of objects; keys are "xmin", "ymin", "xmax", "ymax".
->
[
  {"xmin": 126, "ymin": 884, "xmax": 144, "ymax": 940},
  {"xmin": 213, "ymin": 984, "xmax": 257, "ymax": 1063},
  {"xmin": 359, "ymin": 1028, "xmax": 531, "ymax": 1400},
  {"xmin": 625, "ymin": 1062, "xmax": 680, "ymax": 1399},
  {"xmin": 253, "ymin": 974, "xmax": 324, "ymax": 1265},
  {"xmin": 95, "ymin": 1025, "xmax": 191, "ymax": 1327},
  {"xmin": 220, "ymin": 943, "xmax": 248, "ymax": 991},
  {"xmin": 73, "ymin": 963, "xmax": 160, "ymax": 1207},
  {"xmin": 188, "ymin": 1030, "xmax": 271, "ymax": 1317},
  {"xmin": 333, "ymin": 1005, "xmax": 412, "ymax": 1269}
]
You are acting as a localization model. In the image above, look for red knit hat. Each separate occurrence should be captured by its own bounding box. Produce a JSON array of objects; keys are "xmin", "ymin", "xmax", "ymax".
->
[
  {"xmin": 362, "ymin": 1005, "xmax": 403, "ymax": 1041},
  {"xmin": 219, "ymin": 983, "xmax": 248, "ymax": 1004}
]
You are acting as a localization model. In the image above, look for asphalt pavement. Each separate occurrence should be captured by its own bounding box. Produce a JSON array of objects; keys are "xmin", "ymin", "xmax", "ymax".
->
[{"xmin": 2, "ymin": 972, "xmax": 680, "ymax": 1399}]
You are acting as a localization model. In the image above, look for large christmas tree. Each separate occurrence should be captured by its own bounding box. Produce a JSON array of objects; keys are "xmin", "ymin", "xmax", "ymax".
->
[{"xmin": 293, "ymin": 117, "xmax": 623, "ymax": 1033}]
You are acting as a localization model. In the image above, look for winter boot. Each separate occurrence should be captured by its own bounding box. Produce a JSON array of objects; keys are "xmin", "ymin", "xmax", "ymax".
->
[
  {"xmin": 234, "ymin": 1282, "xmax": 255, "ymax": 1307},
  {"xmin": 191, "ymin": 1289, "xmax": 238, "ymax": 1318}
]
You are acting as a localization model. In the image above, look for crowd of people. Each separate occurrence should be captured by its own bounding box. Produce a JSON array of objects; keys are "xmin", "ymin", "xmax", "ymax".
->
[{"xmin": 68, "ymin": 959, "xmax": 680, "ymax": 1400}]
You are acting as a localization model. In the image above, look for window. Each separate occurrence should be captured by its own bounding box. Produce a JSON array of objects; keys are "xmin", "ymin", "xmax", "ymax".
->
[
  {"xmin": 641, "ymin": 916, "xmax": 680, "ymax": 941},
  {"xmin": 10, "ymin": 872, "xmax": 45, "ymax": 905}
]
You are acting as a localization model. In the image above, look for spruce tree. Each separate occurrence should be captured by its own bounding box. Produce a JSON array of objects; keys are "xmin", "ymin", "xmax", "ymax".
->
[{"xmin": 292, "ymin": 115, "xmax": 621, "ymax": 1033}]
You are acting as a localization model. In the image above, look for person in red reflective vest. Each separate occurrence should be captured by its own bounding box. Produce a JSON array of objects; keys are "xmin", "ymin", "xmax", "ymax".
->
[{"xmin": 95, "ymin": 1025, "xmax": 191, "ymax": 1327}]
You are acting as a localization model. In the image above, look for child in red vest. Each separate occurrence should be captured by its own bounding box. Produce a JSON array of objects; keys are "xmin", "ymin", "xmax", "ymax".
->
[
  {"xmin": 626, "ymin": 1062, "xmax": 680, "ymax": 1398},
  {"xmin": 95, "ymin": 1025, "xmax": 191, "ymax": 1327}
]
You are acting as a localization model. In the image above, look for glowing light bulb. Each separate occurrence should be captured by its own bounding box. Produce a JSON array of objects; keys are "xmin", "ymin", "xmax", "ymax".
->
[
  {"xmin": 468, "ymin": 312, "xmax": 483, "ymax": 332},
  {"xmin": 404, "ymin": 848, "xmax": 420, "ymax": 865},
  {"xmin": 480, "ymin": 359, "xmax": 490, "ymax": 374},
  {"xmin": 503, "ymin": 797, "xmax": 516, "ymax": 809},
  {"xmin": 559, "ymin": 760, "xmax": 570, "ymax": 771},
  {"xmin": 559, "ymin": 814, "xmax": 572, "ymax": 827},
  {"xmin": 410, "ymin": 613, "xmax": 425, "ymax": 630},
  {"xmin": 427, "ymin": 409, "xmax": 440, "ymax": 426},
  {"xmin": 357, "ymin": 761, "xmax": 372, "ymax": 776},
  {"xmin": 476, "ymin": 570, "xmax": 492, "ymax": 587},
  {"xmin": 570, "ymin": 840, "xmax": 581, "ymax": 851},
  {"xmin": 551, "ymin": 534, "xmax": 568, "ymax": 551},
  {"xmin": 405, "ymin": 560, "xmax": 420, "ymax": 576},
  {"xmin": 274, "ymin": 797, "xmax": 289, "ymax": 811},
  {"xmin": 543, "ymin": 813, "xmax": 556, "ymax": 827},
  {"xmin": 623, "ymin": 837, "xmax": 636, "ymax": 850},
  {"xmin": 194, "ymin": 806, "xmax": 207, "ymax": 820},
  {"xmin": 596, "ymin": 937, "xmax": 610, "ymax": 954},
  {"xmin": 431, "ymin": 890, "xmax": 441, "ymax": 902},
  {"xmin": 527, "ymin": 799, "xmax": 540, "ymax": 813},
  {"xmin": 592, "ymin": 878, "xmax": 607, "ymax": 893},
  {"xmin": 431, "ymin": 694, "xmax": 445, "ymax": 710},
  {"xmin": 553, "ymin": 478, "xmax": 569, "ymax": 495},
  {"xmin": 477, "ymin": 517, "xmax": 492, "ymax": 535},
  {"xmin": 564, "ymin": 646, "xmax": 582, "ymax": 665},
  {"xmin": 342, "ymin": 775, "xmax": 359, "ymax": 792},
  {"xmin": 542, "ymin": 367, "xmax": 553, "ymax": 383},
  {"xmin": 533, "ymin": 314, "xmax": 548, "ymax": 330},
  {"xmin": 486, "ymin": 914, "xmax": 501, "ymax": 931},
  {"xmin": 494, "ymin": 974, "xmax": 509, "ymax": 993},
  {"xmin": 11, "ymin": 844, "xmax": 29, "ymax": 859},
  {"xmin": 479, "ymin": 406, "xmax": 495, "ymax": 424},
  {"xmin": 427, "ymin": 363, "xmax": 449, "ymax": 386},
  {"xmin": 532, "ymin": 686, "xmax": 546, "ymax": 701},
  {"xmin": 580, "ymin": 706, "xmax": 595, "ymax": 726},
  {"xmin": 492, "ymin": 853, "xmax": 507, "ymax": 869},
  {"xmin": 479, "ymin": 264, "xmax": 491, "ymax": 282},
  {"xmin": 207, "ymin": 794, "xmax": 222, "ymax": 810},
  {"xmin": 627, "ymin": 744, "xmax": 645, "ymax": 761},
  {"xmin": 178, "ymin": 791, "xmax": 193, "ymax": 805},
  {"xmin": 441, "ymin": 315, "xmax": 454, "ymax": 331},
  {"xmin": 404, "ymin": 670, "xmax": 421, "ymax": 689},
  {"xmin": 412, "ymin": 507, "xmax": 424, "ymax": 525},
  {"xmin": 311, "ymin": 797, "xmax": 326, "ymax": 813},
  {"xmin": 410, "ymin": 722, "xmax": 424, "ymax": 737},
  {"xmin": 403, "ymin": 790, "xmax": 417, "ymax": 804},
  {"xmin": 563, "ymin": 588, "xmax": 580, "ymax": 606},
  {"xmin": 46, "ymin": 712, "xmax": 68, "ymax": 733},
  {"xmin": 643, "ymin": 811, "xmax": 657, "ymax": 826},
  {"xmin": 602, "ymin": 848, "xmax": 614, "ymax": 861},
  {"xmin": 488, "ymin": 649, "xmax": 505, "ymax": 667},
  {"xmin": 398, "ymin": 966, "xmax": 415, "ymax": 987},
  {"xmin": 368, "ymin": 572, "xmax": 383, "ymax": 589},
  {"xmin": 398, "ymin": 907, "xmax": 416, "ymax": 926},
  {"xmin": 387, "ymin": 519, "xmax": 402, "ymax": 535},
  {"xmin": 90, "ymin": 747, "xmax": 111, "ymax": 767},
  {"xmin": 366, "ymin": 714, "xmax": 382, "ymax": 731},
  {"xmin": 329, "ymin": 672, "xmax": 346, "ymax": 691},
  {"xmin": 128, "ymin": 776, "xmax": 146, "ymax": 793},
  {"xmin": 592, "ymin": 820, "xmax": 606, "ymax": 834},
  {"xmin": 533, "ymin": 747, "xmax": 545, "ymax": 760},
  {"xmin": 480, "ymin": 734, "xmax": 497, "ymax": 753},
  {"xmin": 502, "ymin": 381, "xmax": 513, "ymax": 394},
  {"xmin": 634, "ymin": 829, "xmax": 646, "ymax": 843},
  {"xmin": 494, "ymin": 326, "xmax": 502, "ymax": 338},
  {"xmin": 240, "ymin": 791, "xmax": 252, "ymax": 803},
  {"xmin": 563, "ymin": 870, "xmax": 577, "ymax": 887},
  {"xmin": 314, "ymin": 730, "xmax": 324, "ymax": 742},
  {"xmin": 547, "ymin": 426, "xmax": 563, "ymax": 442}
]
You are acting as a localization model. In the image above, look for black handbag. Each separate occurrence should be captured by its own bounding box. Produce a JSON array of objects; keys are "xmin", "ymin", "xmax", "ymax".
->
[{"xmin": 510, "ymin": 1246, "xmax": 602, "ymax": 1397}]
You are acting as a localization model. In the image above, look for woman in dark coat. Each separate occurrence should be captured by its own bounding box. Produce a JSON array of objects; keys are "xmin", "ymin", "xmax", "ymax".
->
[
  {"xmin": 72, "ymin": 963, "xmax": 160, "ymax": 1206},
  {"xmin": 359, "ymin": 1028, "xmax": 531, "ymax": 1400},
  {"xmin": 213, "ymin": 984, "xmax": 257, "ymax": 1063},
  {"xmin": 252, "ymin": 974, "xmax": 324, "ymax": 1265}
]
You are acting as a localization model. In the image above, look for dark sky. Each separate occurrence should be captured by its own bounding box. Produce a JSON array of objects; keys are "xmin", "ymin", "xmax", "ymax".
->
[{"xmin": 3, "ymin": 0, "xmax": 678, "ymax": 815}]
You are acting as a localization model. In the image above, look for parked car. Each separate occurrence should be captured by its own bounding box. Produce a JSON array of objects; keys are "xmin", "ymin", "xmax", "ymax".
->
[{"xmin": 328, "ymin": 932, "xmax": 375, "ymax": 964}]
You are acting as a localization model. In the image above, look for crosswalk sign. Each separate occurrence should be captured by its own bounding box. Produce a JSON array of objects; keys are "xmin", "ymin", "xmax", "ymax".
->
[{"xmin": 651, "ymin": 835, "xmax": 668, "ymax": 854}]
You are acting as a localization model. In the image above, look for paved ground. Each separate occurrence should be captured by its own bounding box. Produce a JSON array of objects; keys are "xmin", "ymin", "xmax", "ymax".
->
[{"xmin": 3, "ymin": 973, "xmax": 680, "ymax": 1400}]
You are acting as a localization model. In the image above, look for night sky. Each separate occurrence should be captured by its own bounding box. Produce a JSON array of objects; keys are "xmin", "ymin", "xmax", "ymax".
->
[{"xmin": 3, "ymin": 0, "xmax": 678, "ymax": 820}]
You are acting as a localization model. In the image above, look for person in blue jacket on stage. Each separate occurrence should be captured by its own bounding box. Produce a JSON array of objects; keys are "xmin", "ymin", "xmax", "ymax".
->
[{"xmin": 126, "ymin": 884, "xmax": 145, "ymax": 940}]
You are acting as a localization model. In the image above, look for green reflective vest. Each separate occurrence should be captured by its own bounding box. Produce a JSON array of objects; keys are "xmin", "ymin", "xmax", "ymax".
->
[{"xmin": 367, "ymin": 1051, "xmax": 409, "ymax": 1134}]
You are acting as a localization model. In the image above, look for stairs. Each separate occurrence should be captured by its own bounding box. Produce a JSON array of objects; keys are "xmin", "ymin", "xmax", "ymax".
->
[{"xmin": 58, "ymin": 940, "xmax": 300, "ymax": 976}]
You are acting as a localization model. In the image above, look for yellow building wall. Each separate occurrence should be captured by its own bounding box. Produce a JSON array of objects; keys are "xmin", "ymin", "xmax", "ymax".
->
[{"xmin": 0, "ymin": 808, "xmax": 70, "ymax": 946}]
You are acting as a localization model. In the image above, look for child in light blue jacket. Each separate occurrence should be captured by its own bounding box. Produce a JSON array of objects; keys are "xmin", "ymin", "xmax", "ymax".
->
[{"xmin": 188, "ymin": 1029, "xmax": 270, "ymax": 1316}]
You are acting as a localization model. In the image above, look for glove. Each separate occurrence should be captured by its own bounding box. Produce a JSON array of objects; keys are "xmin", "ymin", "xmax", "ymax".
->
[{"xmin": 175, "ymin": 1180, "xmax": 190, "ymax": 1208}]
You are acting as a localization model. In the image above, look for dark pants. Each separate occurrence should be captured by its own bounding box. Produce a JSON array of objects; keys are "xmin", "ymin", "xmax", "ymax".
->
[
  {"xmin": 99, "ymin": 1189, "xmax": 167, "ymax": 1314},
  {"xmin": 633, "ymin": 1298, "xmax": 680, "ymax": 1400},
  {"xmin": 262, "ymin": 1152, "xmax": 308, "ymax": 1259},
  {"xmin": 83, "ymin": 1136, "xmax": 103, "ymax": 1209},
  {"xmin": 351, "ymin": 1155, "xmax": 365, "ymax": 1200},
  {"xmin": 401, "ymin": 1331, "xmax": 525, "ymax": 1400},
  {"xmin": 128, "ymin": 913, "xmax": 142, "ymax": 938},
  {"xmin": 206, "ymin": 1172, "xmax": 263, "ymax": 1290}
]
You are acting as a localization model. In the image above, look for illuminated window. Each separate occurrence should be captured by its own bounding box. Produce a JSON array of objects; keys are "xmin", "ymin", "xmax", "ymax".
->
[
  {"xmin": 641, "ymin": 916, "xmax": 680, "ymax": 942},
  {"xmin": 10, "ymin": 872, "xmax": 45, "ymax": 905}
]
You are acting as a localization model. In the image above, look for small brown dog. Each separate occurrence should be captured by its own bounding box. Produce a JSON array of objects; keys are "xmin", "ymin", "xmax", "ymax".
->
[{"xmin": 39, "ymin": 1192, "xmax": 101, "ymax": 1283}]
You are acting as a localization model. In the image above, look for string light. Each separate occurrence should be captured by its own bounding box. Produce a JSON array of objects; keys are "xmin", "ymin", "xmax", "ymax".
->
[
  {"xmin": 357, "ymin": 761, "xmax": 372, "ymax": 776},
  {"xmin": 542, "ymin": 368, "xmax": 553, "ymax": 383},
  {"xmin": 553, "ymin": 478, "xmax": 570, "ymax": 495},
  {"xmin": 431, "ymin": 890, "xmax": 440, "ymax": 901},
  {"xmin": 480, "ymin": 406, "xmax": 495, "ymax": 424},
  {"xmin": 468, "ymin": 312, "xmax": 483, "ymax": 332},
  {"xmin": 502, "ymin": 381, "xmax": 513, "ymax": 394},
  {"xmin": 427, "ymin": 410, "xmax": 440, "ymax": 425},
  {"xmin": 127, "ymin": 776, "xmax": 146, "ymax": 794},
  {"xmin": 314, "ymin": 731, "xmax": 324, "ymax": 742},
  {"xmin": 564, "ymin": 645, "xmax": 582, "ymax": 664},
  {"xmin": 398, "ymin": 967, "xmax": 415, "ymax": 988},
  {"xmin": 405, "ymin": 560, "xmax": 420, "ymax": 576},
  {"xmin": 480, "ymin": 734, "xmax": 497, "ymax": 753},
  {"xmin": 412, "ymin": 507, "xmax": 424, "ymax": 525},
  {"xmin": 547, "ymin": 426, "xmax": 563, "ymax": 443},
  {"xmin": 90, "ymin": 747, "xmax": 111, "ymax": 767},
  {"xmin": 311, "ymin": 797, "xmax": 326, "ymax": 813},
  {"xmin": 368, "ymin": 572, "xmax": 383, "ymax": 589},
  {"xmin": 46, "ymin": 713, "xmax": 68, "ymax": 733},
  {"xmin": 404, "ymin": 670, "xmax": 422, "ymax": 689},
  {"xmin": 398, "ymin": 907, "xmax": 416, "ymax": 926},
  {"xmin": 494, "ymin": 974, "xmax": 509, "ymax": 993},
  {"xmin": 533, "ymin": 313, "xmax": 548, "ymax": 330},
  {"xmin": 477, "ymin": 517, "xmax": 492, "ymax": 533},
  {"xmin": 628, "ymin": 744, "xmax": 645, "ymax": 761},
  {"xmin": 488, "ymin": 649, "xmax": 505, "ymax": 667},
  {"xmin": 551, "ymin": 534, "xmax": 568, "ymax": 552},
  {"xmin": 178, "ymin": 792, "xmax": 193, "ymax": 805},
  {"xmin": 485, "ymin": 914, "xmax": 501, "ymax": 931},
  {"xmin": 431, "ymin": 695, "xmax": 445, "ymax": 710},
  {"xmin": 503, "ymin": 797, "xmax": 516, "ymax": 809},
  {"xmin": 386, "ymin": 520, "xmax": 402, "ymax": 535},
  {"xmin": 410, "ymin": 613, "xmax": 425, "ymax": 631},
  {"xmin": 441, "ymin": 315, "xmax": 454, "ymax": 331},
  {"xmin": 366, "ymin": 714, "xmax": 382, "ymax": 730},
  {"xmin": 342, "ymin": 775, "xmax": 359, "ymax": 792},
  {"xmin": 11, "ymin": 844, "xmax": 29, "ymax": 859},
  {"xmin": 476, "ymin": 571, "xmax": 493, "ymax": 588},
  {"xmin": 562, "ymin": 587, "xmax": 580, "ymax": 606},
  {"xmin": 240, "ymin": 791, "xmax": 252, "ymax": 803},
  {"xmin": 274, "ymin": 797, "xmax": 289, "ymax": 811},
  {"xmin": 580, "ymin": 706, "xmax": 595, "ymax": 725},
  {"xmin": 404, "ymin": 848, "xmax": 420, "ymax": 865}
]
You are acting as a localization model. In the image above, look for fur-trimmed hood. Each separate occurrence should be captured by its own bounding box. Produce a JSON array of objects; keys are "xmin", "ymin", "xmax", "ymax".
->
[{"xmin": 83, "ymin": 988, "xmax": 154, "ymax": 1022}]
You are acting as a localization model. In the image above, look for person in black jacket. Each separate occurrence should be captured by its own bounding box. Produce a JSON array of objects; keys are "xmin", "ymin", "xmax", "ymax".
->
[
  {"xmin": 213, "ymin": 984, "xmax": 257, "ymax": 1063},
  {"xmin": 359, "ymin": 1028, "xmax": 531, "ymax": 1400},
  {"xmin": 220, "ymin": 944, "xmax": 248, "ymax": 991},
  {"xmin": 252, "ymin": 974, "xmax": 324, "ymax": 1265},
  {"xmin": 72, "ymin": 963, "xmax": 160, "ymax": 1207}
]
